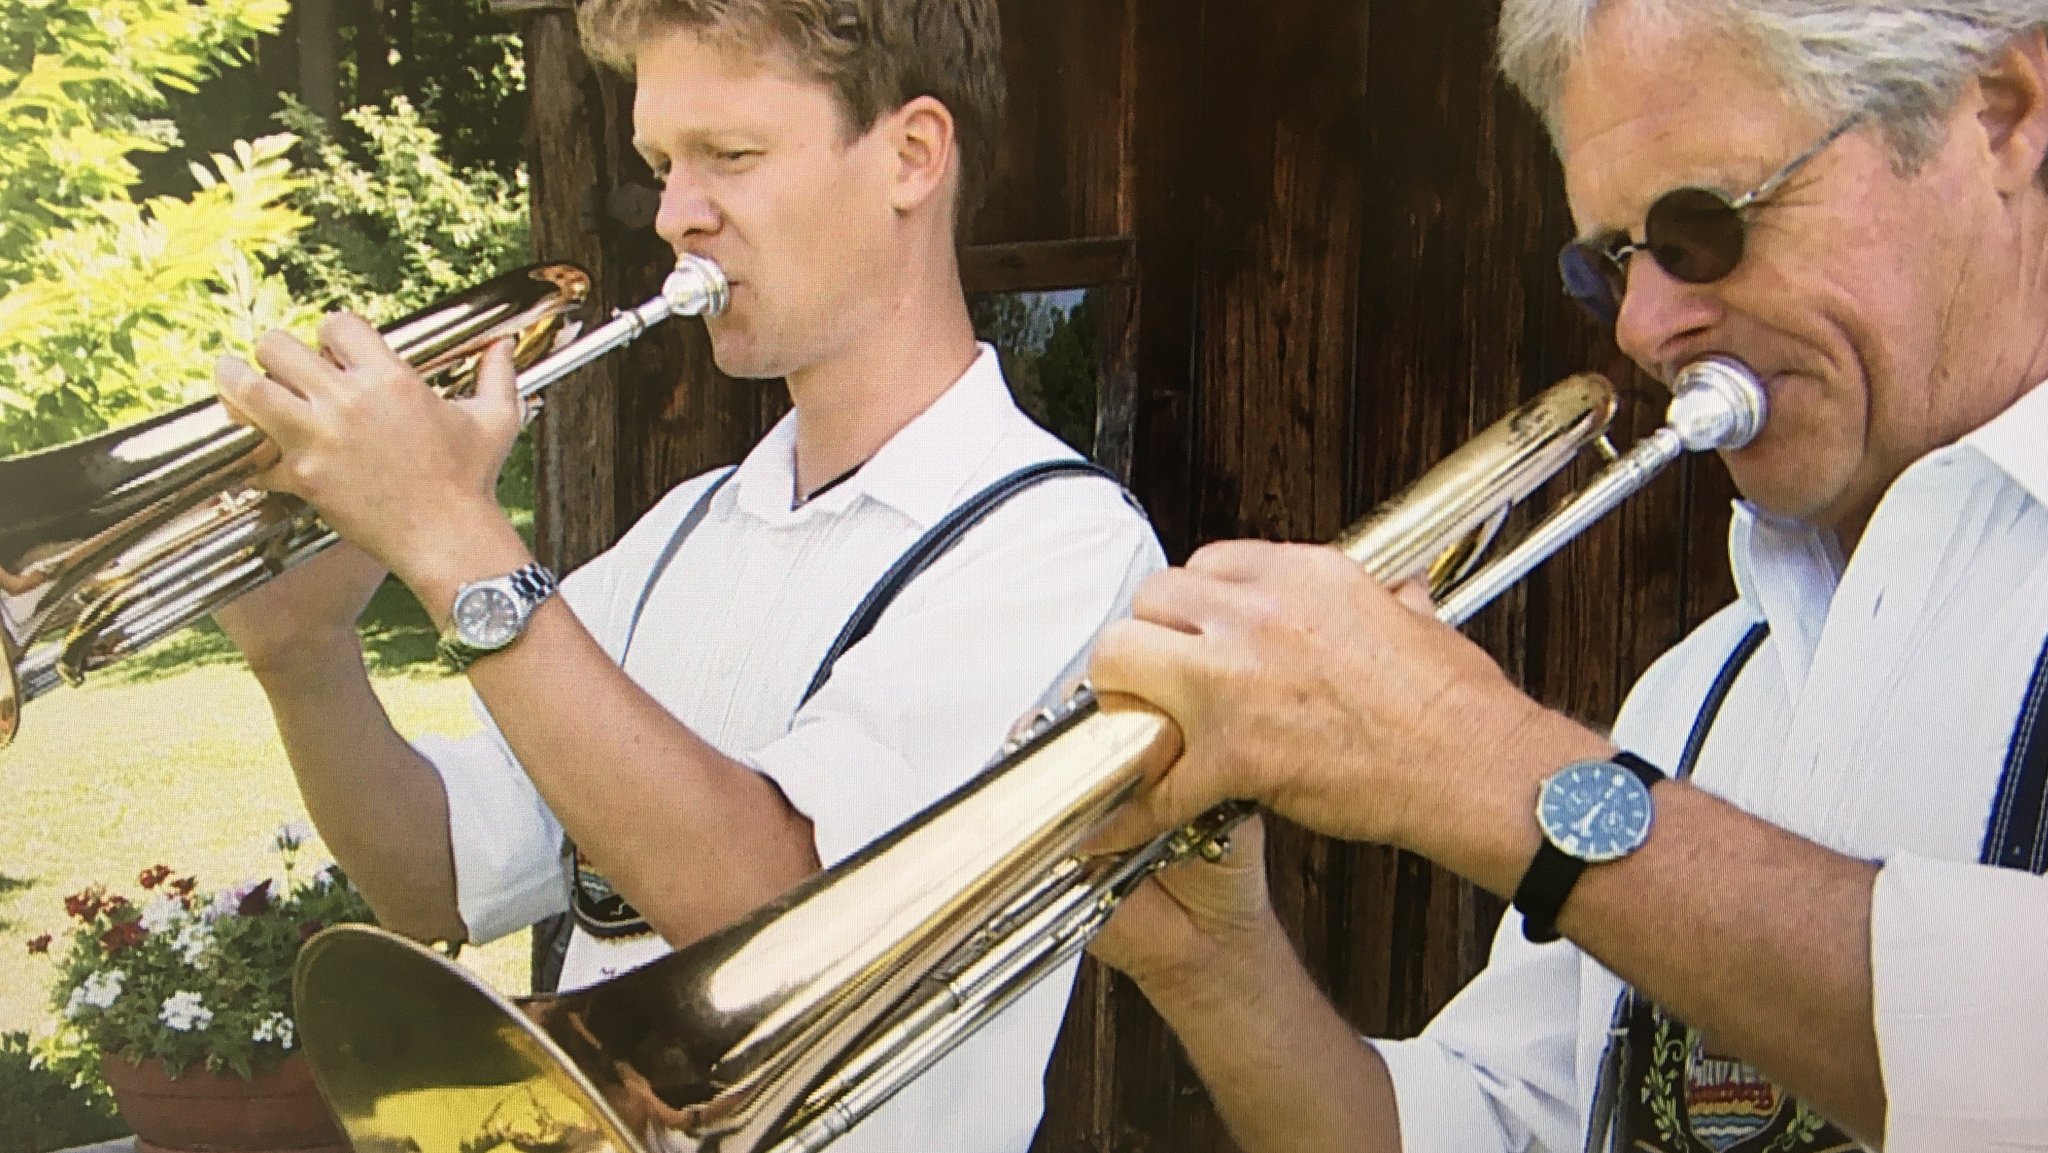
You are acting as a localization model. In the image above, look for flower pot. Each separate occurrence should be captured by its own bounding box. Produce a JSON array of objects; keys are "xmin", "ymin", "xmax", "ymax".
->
[{"xmin": 99, "ymin": 1052, "xmax": 349, "ymax": 1153}]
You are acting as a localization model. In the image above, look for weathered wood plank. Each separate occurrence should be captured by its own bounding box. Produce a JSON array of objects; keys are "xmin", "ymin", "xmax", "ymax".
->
[{"xmin": 961, "ymin": 237, "xmax": 1136, "ymax": 295}]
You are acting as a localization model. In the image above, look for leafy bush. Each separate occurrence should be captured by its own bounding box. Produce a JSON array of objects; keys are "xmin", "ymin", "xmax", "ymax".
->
[
  {"xmin": 275, "ymin": 95, "xmax": 530, "ymax": 323},
  {"xmin": 0, "ymin": 1031, "xmax": 124, "ymax": 1153}
]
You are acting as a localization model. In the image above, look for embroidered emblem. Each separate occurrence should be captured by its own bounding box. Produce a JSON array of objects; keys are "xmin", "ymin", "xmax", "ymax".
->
[
  {"xmin": 569, "ymin": 846, "xmax": 655, "ymax": 940},
  {"xmin": 1622, "ymin": 999, "xmax": 1855, "ymax": 1153}
]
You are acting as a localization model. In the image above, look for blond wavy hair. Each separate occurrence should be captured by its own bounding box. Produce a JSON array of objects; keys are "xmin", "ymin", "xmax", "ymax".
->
[{"xmin": 580, "ymin": 0, "xmax": 1005, "ymax": 224}]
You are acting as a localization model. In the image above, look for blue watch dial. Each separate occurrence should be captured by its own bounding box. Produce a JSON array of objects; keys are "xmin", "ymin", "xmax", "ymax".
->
[{"xmin": 1536, "ymin": 760, "xmax": 1654, "ymax": 863}]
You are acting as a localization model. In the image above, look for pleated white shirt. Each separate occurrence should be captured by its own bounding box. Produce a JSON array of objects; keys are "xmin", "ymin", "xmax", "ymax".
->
[{"xmin": 420, "ymin": 345, "xmax": 1163, "ymax": 1153}]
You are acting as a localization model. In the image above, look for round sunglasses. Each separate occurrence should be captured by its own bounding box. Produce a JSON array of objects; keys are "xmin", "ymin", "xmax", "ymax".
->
[{"xmin": 1559, "ymin": 116, "xmax": 1863, "ymax": 326}]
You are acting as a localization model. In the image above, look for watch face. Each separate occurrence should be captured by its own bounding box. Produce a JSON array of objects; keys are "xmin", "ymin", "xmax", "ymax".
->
[
  {"xmin": 1537, "ymin": 761, "xmax": 1654, "ymax": 863},
  {"xmin": 453, "ymin": 585, "xmax": 522, "ymax": 650}
]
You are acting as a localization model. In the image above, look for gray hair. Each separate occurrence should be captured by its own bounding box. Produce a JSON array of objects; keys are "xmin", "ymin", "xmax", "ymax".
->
[{"xmin": 1498, "ymin": 1, "xmax": 2048, "ymax": 170}]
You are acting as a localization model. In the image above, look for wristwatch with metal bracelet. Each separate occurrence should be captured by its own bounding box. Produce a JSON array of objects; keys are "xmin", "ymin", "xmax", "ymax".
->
[
  {"xmin": 435, "ymin": 562, "xmax": 559, "ymax": 673},
  {"xmin": 1512, "ymin": 751, "xmax": 1666, "ymax": 943}
]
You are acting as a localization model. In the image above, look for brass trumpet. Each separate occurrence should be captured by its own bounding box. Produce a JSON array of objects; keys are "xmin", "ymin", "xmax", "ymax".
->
[
  {"xmin": 0, "ymin": 257, "xmax": 728, "ymax": 750},
  {"xmin": 292, "ymin": 358, "xmax": 1768, "ymax": 1153}
]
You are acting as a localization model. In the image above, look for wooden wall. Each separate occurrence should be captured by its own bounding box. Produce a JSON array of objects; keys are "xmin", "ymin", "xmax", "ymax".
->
[{"xmin": 515, "ymin": 1, "xmax": 1740, "ymax": 1149}]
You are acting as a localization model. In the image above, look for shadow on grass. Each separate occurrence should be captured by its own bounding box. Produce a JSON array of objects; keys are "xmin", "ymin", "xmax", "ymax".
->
[
  {"xmin": 0, "ymin": 875, "xmax": 32, "ymax": 934},
  {"xmin": 101, "ymin": 576, "xmax": 442, "ymax": 685}
]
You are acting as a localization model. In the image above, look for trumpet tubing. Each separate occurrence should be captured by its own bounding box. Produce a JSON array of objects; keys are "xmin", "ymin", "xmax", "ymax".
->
[
  {"xmin": 0, "ymin": 258, "xmax": 728, "ymax": 751},
  {"xmin": 294, "ymin": 360, "xmax": 1769, "ymax": 1153}
]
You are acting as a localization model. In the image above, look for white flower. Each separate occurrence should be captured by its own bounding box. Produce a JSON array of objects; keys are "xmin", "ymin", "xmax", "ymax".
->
[
  {"xmin": 274, "ymin": 821, "xmax": 315, "ymax": 852},
  {"xmin": 251, "ymin": 1011, "xmax": 295, "ymax": 1050},
  {"xmin": 138, "ymin": 896, "xmax": 184, "ymax": 934},
  {"xmin": 81, "ymin": 970, "xmax": 124, "ymax": 1008},
  {"xmin": 172, "ymin": 921, "xmax": 213, "ymax": 965},
  {"xmin": 159, "ymin": 991, "xmax": 212, "ymax": 1033},
  {"xmin": 65, "ymin": 970, "xmax": 126, "ymax": 1019}
]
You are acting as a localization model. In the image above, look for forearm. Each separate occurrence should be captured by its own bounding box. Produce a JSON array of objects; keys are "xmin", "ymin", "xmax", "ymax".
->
[
  {"xmin": 461, "ymin": 598, "xmax": 821, "ymax": 946},
  {"xmin": 247, "ymin": 636, "xmax": 464, "ymax": 942},
  {"xmin": 1135, "ymin": 914, "xmax": 1401, "ymax": 1153},
  {"xmin": 1413, "ymin": 711, "xmax": 1884, "ymax": 1144}
]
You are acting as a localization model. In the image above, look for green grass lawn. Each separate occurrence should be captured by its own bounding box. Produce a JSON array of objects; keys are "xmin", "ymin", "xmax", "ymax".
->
[{"xmin": 0, "ymin": 603, "xmax": 532, "ymax": 1042}]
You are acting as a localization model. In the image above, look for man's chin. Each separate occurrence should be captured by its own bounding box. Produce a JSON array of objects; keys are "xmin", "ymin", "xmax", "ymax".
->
[
  {"xmin": 1723, "ymin": 456, "xmax": 1852, "ymax": 530},
  {"xmin": 707, "ymin": 341, "xmax": 786, "ymax": 382}
]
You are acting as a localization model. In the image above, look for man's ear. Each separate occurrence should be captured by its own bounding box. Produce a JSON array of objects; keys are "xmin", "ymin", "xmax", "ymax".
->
[
  {"xmin": 886, "ymin": 95, "xmax": 958, "ymax": 215},
  {"xmin": 1976, "ymin": 27, "xmax": 2048, "ymax": 195}
]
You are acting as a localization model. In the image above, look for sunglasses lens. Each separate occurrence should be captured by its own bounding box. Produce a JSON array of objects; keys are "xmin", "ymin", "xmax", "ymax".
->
[
  {"xmin": 1559, "ymin": 241, "xmax": 1623, "ymax": 326},
  {"xmin": 1643, "ymin": 187, "xmax": 1746, "ymax": 284}
]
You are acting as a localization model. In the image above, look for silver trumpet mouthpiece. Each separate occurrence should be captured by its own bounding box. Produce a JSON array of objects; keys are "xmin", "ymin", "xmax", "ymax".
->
[
  {"xmin": 1668, "ymin": 357, "xmax": 1769, "ymax": 452},
  {"xmin": 662, "ymin": 253, "xmax": 731, "ymax": 319}
]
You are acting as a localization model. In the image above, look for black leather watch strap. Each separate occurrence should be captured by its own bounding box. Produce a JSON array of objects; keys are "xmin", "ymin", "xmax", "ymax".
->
[{"xmin": 1512, "ymin": 752, "xmax": 1665, "ymax": 944}]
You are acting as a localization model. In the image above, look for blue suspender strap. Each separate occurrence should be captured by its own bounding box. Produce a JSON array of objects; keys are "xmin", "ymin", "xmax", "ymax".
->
[
  {"xmin": 1979, "ymin": 633, "xmax": 2048, "ymax": 874},
  {"xmin": 1673, "ymin": 621, "xmax": 1771, "ymax": 782},
  {"xmin": 619, "ymin": 467, "xmax": 738, "ymax": 667},
  {"xmin": 797, "ymin": 459, "xmax": 1125, "ymax": 708}
]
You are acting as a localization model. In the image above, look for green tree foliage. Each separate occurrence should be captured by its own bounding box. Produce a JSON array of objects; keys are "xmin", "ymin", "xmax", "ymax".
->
[
  {"xmin": 0, "ymin": 0, "xmax": 304, "ymax": 456},
  {"xmin": 0, "ymin": 0, "xmax": 289, "ymax": 271},
  {"xmin": 0, "ymin": 0, "xmax": 533, "ymax": 458}
]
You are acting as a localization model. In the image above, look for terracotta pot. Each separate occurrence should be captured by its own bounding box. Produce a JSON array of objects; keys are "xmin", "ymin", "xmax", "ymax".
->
[{"xmin": 99, "ymin": 1052, "xmax": 349, "ymax": 1153}]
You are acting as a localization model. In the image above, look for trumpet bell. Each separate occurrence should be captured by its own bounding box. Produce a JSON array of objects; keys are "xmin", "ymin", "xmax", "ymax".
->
[{"xmin": 294, "ymin": 926, "xmax": 641, "ymax": 1153}]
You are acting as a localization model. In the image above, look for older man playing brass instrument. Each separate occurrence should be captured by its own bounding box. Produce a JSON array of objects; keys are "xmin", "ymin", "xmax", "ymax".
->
[{"xmin": 1086, "ymin": 3, "xmax": 2048, "ymax": 1152}]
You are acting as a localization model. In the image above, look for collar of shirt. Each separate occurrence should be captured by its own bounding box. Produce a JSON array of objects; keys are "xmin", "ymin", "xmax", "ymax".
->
[
  {"xmin": 1963, "ymin": 376, "xmax": 2048, "ymax": 509},
  {"xmin": 1726, "ymin": 376, "xmax": 2048, "ymax": 694},
  {"xmin": 729, "ymin": 343, "xmax": 1018, "ymax": 528}
]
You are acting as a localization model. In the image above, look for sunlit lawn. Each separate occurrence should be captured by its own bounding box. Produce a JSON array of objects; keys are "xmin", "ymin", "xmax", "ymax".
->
[{"xmin": 0, "ymin": 598, "xmax": 531, "ymax": 1040}]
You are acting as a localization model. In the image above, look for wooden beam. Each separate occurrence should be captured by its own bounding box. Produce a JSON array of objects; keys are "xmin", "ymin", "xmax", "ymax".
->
[{"xmin": 961, "ymin": 236, "xmax": 1135, "ymax": 296}]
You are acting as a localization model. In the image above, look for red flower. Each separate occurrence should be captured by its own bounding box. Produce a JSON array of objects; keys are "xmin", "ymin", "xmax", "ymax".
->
[
  {"xmin": 102, "ymin": 895, "xmax": 131, "ymax": 917},
  {"xmin": 64, "ymin": 888, "xmax": 104, "ymax": 921},
  {"xmin": 168, "ymin": 876, "xmax": 197, "ymax": 897},
  {"xmin": 137, "ymin": 865, "xmax": 173, "ymax": 890},
  {"xmin": 25, "ymin": 934, "xmax": 51, "ymax": 955},
  {"xmin": 98, "ymin": 922, "xmax": 146, "ymax": 955},
  {"xmin": 236, "ymin": 879, "xmax": 273, "ymax": 917}
]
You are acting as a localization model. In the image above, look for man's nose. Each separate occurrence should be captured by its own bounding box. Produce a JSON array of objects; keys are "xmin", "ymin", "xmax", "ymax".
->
[
  {"xmin": 1613, "ymin": 255, "xmax": 1722, "ymax": 379},
  {"xmin": 654, "ymin": 172, "xmax": 718, "ymax": 249}
]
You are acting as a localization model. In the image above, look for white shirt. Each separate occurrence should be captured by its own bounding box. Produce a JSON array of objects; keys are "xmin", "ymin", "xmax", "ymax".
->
[
  {"xmin": 1374, "ymin": 379, "xmax": 2048, "ymax": 1153},
  {"xmin": 418, "ymin": 345, "xmax": 1164, "ymax": 1153}
]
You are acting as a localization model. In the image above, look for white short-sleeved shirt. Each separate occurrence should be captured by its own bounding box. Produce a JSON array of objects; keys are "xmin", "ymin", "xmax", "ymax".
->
[
  {"xmin": 1373, "ymin": 380, "xmax": 2048, "ymax": 1153},
  {"xmin": 418, "ymin": 344, "xmax": 1165, "ymax": 1153}
]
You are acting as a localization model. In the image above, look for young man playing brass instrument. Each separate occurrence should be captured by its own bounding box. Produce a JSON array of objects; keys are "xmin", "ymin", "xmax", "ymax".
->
[{"xmin": 211, "ymin": 2, "xmax": 1162, "ymax": 1149}]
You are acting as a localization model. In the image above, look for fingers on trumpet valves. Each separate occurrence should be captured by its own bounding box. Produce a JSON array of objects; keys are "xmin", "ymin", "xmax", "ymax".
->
[{"xmin": 314, "ymin": 311, "xmax": 403, "ymax": 374}]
